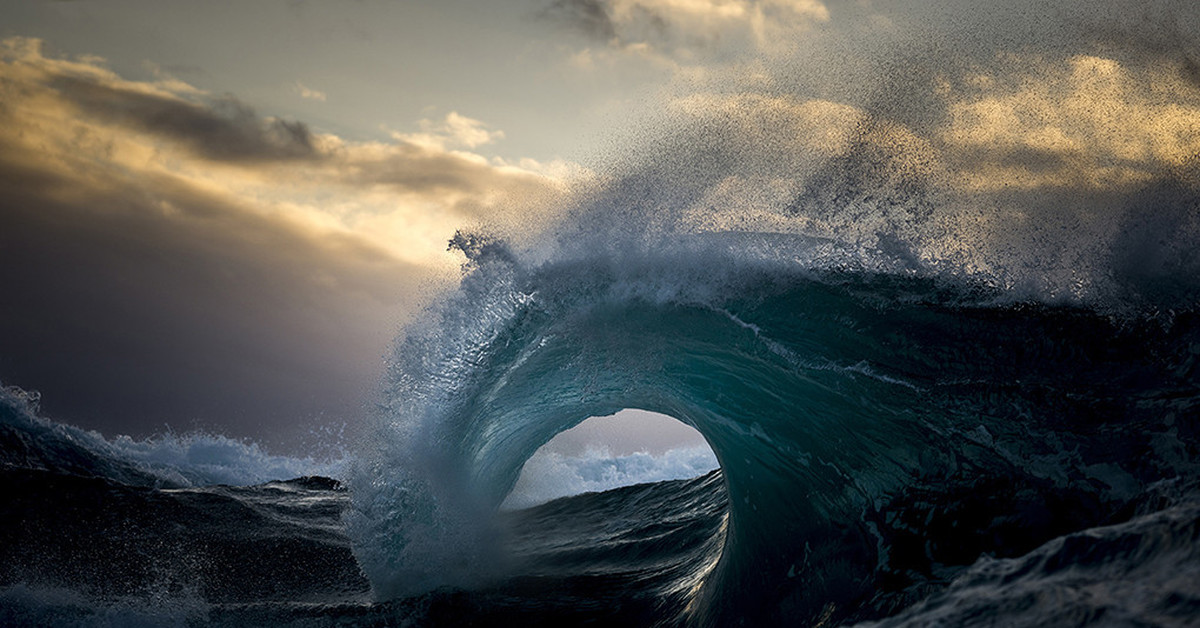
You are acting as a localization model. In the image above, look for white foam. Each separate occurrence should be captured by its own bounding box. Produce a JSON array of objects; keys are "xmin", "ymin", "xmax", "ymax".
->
[
  {"xmin": 1, "ymin": 383, "xmax": 346, "ymax": 487},
  {"xmin": 105, "ymin": 431, "xmax": 348, "ymax": 487},
  {"xmin": 501, "ymin": 445, "xmax": 719, "ymax": 509}
]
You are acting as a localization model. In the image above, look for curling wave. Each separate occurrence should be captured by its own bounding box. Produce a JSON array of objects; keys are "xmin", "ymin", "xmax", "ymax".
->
[
  {"xmin": 347, "ymin": 225, "xmax": 1200, "ymax": 626},
  {"xmin": 346, "ymin": 59, "xmax": 1200, "ymax": 620}
]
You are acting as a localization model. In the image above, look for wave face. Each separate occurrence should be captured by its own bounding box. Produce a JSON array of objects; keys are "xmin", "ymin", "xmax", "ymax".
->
[{"xmin": 347, "ymin": 218, "xmax": 1200, "ymax": 626}]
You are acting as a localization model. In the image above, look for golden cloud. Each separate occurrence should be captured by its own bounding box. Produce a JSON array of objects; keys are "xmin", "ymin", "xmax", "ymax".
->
[
  {"xmin": 939, "ymin": 54, "xmax": 1200, "ymax": 191},
  {"xmin": 0, "ymin": 37, "xmax": 586, "ymax": 270}
]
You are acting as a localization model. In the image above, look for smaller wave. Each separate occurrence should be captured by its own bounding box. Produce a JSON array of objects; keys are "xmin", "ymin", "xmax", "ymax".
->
[
  {"xmin": 103, "ymin": 431, "xmax": 348, "ymax": 487},
  {"xmin": 0, "ymin": 383, "xmax": 345, "ymax": 487},
  {"xmin": 502, "ymin": 445, "xmax": 719, "ymax": 509}
]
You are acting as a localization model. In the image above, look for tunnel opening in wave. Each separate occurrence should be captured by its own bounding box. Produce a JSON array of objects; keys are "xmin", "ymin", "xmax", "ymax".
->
[
  {"xmin": 501, "ymin": 408, "xmax": 722, "ymax": 509},
  {"xmin": 488, "ymin": 408, "xmax": 732, "ymax": 624}
]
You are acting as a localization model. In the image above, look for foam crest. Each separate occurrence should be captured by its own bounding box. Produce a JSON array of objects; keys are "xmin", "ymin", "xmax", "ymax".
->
[
  {"xmin": 502, "ymin": 446, "xmax": 720, "ymax": 510},
  {"xmin": 104, "ymin": 431, "xmax": 347, "ymax": 487},
  {"xmin": 0, "ymin": 384, "xmax": 344, "ymax": 487}
]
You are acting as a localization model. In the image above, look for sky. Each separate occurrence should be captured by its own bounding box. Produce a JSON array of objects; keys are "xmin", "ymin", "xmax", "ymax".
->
[{"xmin": 1, "ymin": 0, "xmax": 1198, "ymax": 454}]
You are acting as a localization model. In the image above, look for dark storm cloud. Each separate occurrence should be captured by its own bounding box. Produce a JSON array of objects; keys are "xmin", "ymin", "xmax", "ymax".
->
[
  {"xmin": 542, "ymin": 0, "xmax": 617, "ymax": 41},
  {"xmin": 52, "ymin": 74, "xmax": 319, "ymax": 163},
  {"xmin": 0, "ymin": 38, "xmax": 575, "ymax": 449},
  {"xmin": 0, "ymin": 151, "xmax": 423, "ymax": 450}
]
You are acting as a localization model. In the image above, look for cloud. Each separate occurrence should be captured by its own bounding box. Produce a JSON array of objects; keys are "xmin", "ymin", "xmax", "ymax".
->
[
  {"xmin": 54, "ymin": 75, "xmax": 319, "ymax": 162},
  {"xmin": 0, "ymin": 37, "xmax": 585, "ymax": 449},
  {"xmin": 543, "ymin": 0, "xmax": 618, "ymax": 41},
  {"xmin": 295, "ymin": 81, "xmax": 327, "ymax": 102},
  {"xmin": 544, "ymin": 0, "xmax": 829, "ymax": 62},
  {"xmin": 394, "ymin": 111, "xmax": 506, "ymax": 151},
  {"xmin": 0, "ymin": 39, "xmax": 316, "ymax": 164},
  {"xmin": 0, "ymin": 37, "xmax": 583, "ymax": 266},
  {"xmin": 938, "ymin": 54, "xmax": 1200, "ymax": 191},
  {"xmin": 0, "ymin": 130, "xmax": 421, "ymax": 448}
]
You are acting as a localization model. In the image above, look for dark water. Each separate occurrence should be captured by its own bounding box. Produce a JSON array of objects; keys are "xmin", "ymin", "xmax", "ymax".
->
[{"xmin": 0, "ymin": 385, "xmax": 729, "ymax": 626}]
